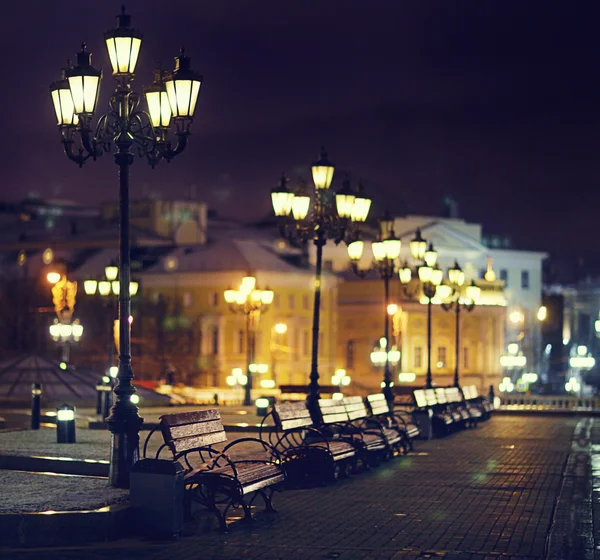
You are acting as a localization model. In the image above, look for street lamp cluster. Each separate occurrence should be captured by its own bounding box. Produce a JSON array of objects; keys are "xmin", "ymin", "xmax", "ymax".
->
[
  {"xmin": 50, "ymin": 7, "xmax": 202, "ymax": 488},
  {"xmin": 271, "ymin": 151, "xmax": 372, "ymax": 422},
  {"xmin": 224, "ymin": 276, "xmax": 274, "ymax": 405}
]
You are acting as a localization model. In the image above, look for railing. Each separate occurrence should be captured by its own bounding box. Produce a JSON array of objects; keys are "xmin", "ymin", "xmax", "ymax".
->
[{"xmin": 498, "ymin": 394, "xmax": 600, "ymax": 412}]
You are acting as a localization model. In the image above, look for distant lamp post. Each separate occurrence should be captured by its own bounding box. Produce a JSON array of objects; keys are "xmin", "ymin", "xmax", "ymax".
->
[
  {"xmin": 224, "ymin": 276, "xmax": 273, "ymax": 405},
  {"xmin": 271, "ymin": 160, "xmax": 371, "ymax": 422},
  {"xmin": 438, "ymin": 261, "xmax": 480, "ymax": 387},
  {"xmin": 399, "ymin": 229, "xmax": 443, "ymax": 388},
  {"xmin": 347, "ymin": 213, "xmax": 401, "ymax": 405},
  {"xmin": 48, "ymin": 274, "xmax": 81, "ymax": 363},
  {"xmin": 270, "ymin": 322, "xmax": 288, "ymax": 387},
  {"xmin": 50, "ymin": 7, "xmax": 202, "ymax": 487}
]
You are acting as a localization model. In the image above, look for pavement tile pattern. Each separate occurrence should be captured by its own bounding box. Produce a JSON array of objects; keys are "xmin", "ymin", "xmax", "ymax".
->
[{"xmin": 1, "ymin": 416, "xmax": 578, "ymax": 560}]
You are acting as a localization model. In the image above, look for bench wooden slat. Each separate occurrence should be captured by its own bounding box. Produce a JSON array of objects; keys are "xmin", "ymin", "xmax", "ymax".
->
[
  {"xmin": 435, "ymin": 388, "xmax": 447, "ymax": 404},
  {"xmin": 161, "ymin": 409, "xmax": 221, "ymax": 427},
  {"xmin": 169, "ymin": 430, "xmax": 228, "ymax": 455},
  {"xmin": 273, "ymin": 402, "xmax": 313, "ymax": 430},
  {"xmin": 322, "ymin": 412, "xmax": 348, "ymax": 424},
  {"xmin": 167, "ymin": 419, "xmax": 225, "ymax": 441},
  {"xmin": 280, "ymin": 417, "xmax": 312, "ymax": 431}
]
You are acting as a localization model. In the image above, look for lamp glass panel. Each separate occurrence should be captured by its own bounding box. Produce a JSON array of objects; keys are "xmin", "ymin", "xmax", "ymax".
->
[
  {"xmin": 224, "ymin": 289, "xmax": 236, "ymax": 303},
  {"xmin": 111, "ymin": 281, "xmax": 120, "ymax": 295},
  {"xmin": 436, "ymin": 284, "xmax": 452, "ymax": 300},
  {"xmin": 271, "ymin": 191, "xmax": 294, "ymax": 217},
  {"xmin": 431, "ymin": 268, "xmax": 443, "ymax": 286},
  {"xmin": 167, "ymin": 79, "xmax": 201, "ymax": 118},
  {"xmin": 291, "ymin": 195, "xmax": 310, "ymax": 220},
  {"xmin": 83, "ymin": 280, "xmax": 97, "ymax": 295},
  {"xmin": 146, "ymin": 90, "xmax": 172, "ymax": 128},
  {"xmin": 371, "ymin": 241, "xmax": 386, "ymax": 261},
  {"xmin": 72, "ymin": 323, "xmax": 84, "ymax": 338},
  {"xmin": 335, "ymin": 192, "xmax": 355, "ymax": 218},
  {"xmin": 261, "ymin": 290, "xmax": 274, "ymax": 305},
  {"xmin": 399, "ymin": 267, "xmax": 412, "ymax": 284},
  {"xmin": 351, "ymin": 197, "xmax": 371, "ymax": 222},
  {"xmin": 410, "ymin": 239, "xmax": 427, "ymax": 260},
  {"xmin": 347, "ymin": 240, "xmax": 364, "ymax": 261},
  {"xmin": 240, "ymin": 276, "xmax": 256, "ymax": 293},
  {"xmin": 424, "ymin": 248, "xmax": 438, "ymax": 267},
  {"xmin": 418, "ymin": 265, "xmax": 432, "ymax": 283},
  {"xmin": 457, "ymin": 270, "xmax": 465, "ymax": 286},
  {"xmin": 129, "ymin": 282, "xmax": 139, "ymax": 296},
  {"xmin": 51, "ymin": 88, "xmax": 78, "ymax": 126},
  {"xmin": 311, "ymin": 164, "xmax": 334, "ymax": 190},
  {"xmin": 189, "ymin": 80, "xmax": 201, "ymax": 116},
  {"xmin": 98, "ymin": 281, "xmax": 111, "ymax": 296},
  {"xmin": 235, "ymin": 292, "xmax": 246, "ymax": 305},
  {"xmin": 384, "ymin": 238, "xmax": 401, "ymax": 259},
  {"xmin": 466, "ymin": 284, "xmax": 481, "ymax": 301},
  {"xmin": 105, "ymin": 266, "xmax": 118, "ymax": 281}
]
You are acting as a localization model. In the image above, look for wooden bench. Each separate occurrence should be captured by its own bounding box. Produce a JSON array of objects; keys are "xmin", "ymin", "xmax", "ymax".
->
[
  {"xmin": 266, "ymin": 401, "xmax": 357, "ymax": 483},
  {"xmin": 143, "ymin": 409, "xmax": 285, "ymax": 530},
  {"xmin": 462, "ymin": 385, "xmax": 492, "ymax": 420},
  {"xmin": 434, "ymin": 388, "xmax": 465, "ymax": 430},
  {"xmin": 445, "ymin": 386, "xmax": 481, "ymax": 426},
  {"xmin": 367, "ymin": 393, "xmax": 420, "ymax": 450},
  {"xmin": 413, "ymin": 389, "xmax": 455, "ymax": 436},
  {"xmin": 342, "ymin": 396, "xmax": 403, "ymax": 460}
]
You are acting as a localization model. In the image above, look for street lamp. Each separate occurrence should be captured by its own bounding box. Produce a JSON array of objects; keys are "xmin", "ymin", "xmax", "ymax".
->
[
  {"xmin": 50, "ymin": 7, "xmax": 202, "ymax": 488},
  {"xmin": 48, "ymin": 273, "xmax": 81, "ymax": 363},
  {"xmin": 438, "ymin": 261, "xmax": 480, "ymax": 387},
  {"xmin": 84, "ymin": 264, "xmax": 139, "ymax": 378},
  {"xmin": 271, "ymin": 162, "xmax": 371, "ymax": 422},
  {"xmin": 399, "ymin": 229, "xmax": 443, "ymax": 389},
  {"xmin": 270, "ymin": 323, "xmax": 288, "ymax": 386},
  {"xmin": 347, "ymin": 213, "xmax": 401, "ymax": 406},
  {"xmin": 224, "ymin": 276, "xmax": 274, "ymax": 406}
]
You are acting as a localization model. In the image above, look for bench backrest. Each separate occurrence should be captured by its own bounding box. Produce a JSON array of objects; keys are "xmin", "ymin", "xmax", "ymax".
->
[
  {"xmin": 343, "ymin": 396, "xmax": 369, "ymax": 421},
  {"xmin": 367, "ymin": 393, "xmax": 390, "ymax": 416},
  {"xmin": 435, "ymin": 388, "xmax": 448, "ymax": 404},
  {"xmin": 445, "ymin": 387, "xmax": 462, "ymax": 403},
  {"xmin": 273, "ymin": 401, "xmax": 313, "ymax": 430},
  {"xmin": 462, "ymin": 385, "xmax": 479, "ymax": 400},
  {"xmin": 414, "ymin": 389, "xmax": 438, "ymax": 407},
  {"xmin": 160, "ymin": 409, "xmax": 226, "ymax": 457},
  {"xmin": 318, "ymin": 398, "xmax": 350, "ymax": 425}
]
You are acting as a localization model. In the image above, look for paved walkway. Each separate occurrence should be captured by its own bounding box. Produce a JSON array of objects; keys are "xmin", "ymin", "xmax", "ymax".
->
[{"xmin": 1, "ymin": 415, "xmax": 582, "ymax": 560}]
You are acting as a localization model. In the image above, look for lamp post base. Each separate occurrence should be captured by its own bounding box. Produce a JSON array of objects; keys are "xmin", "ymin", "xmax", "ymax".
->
[{"xmin": 106, "ymin": 411, "xmax": 144, "ymax": 488}]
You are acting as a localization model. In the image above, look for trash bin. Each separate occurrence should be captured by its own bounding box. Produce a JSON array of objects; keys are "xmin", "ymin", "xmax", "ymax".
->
[
  {"xmin": 413, "ymin": 408, "xmax": 434, "ymax": 440},
  {"xmin": 130, "ymin": 458, "xmax": 185, "ymax": 538},
  {"xmin": 255, "ymin": 395, "xmax": 276, "ymax": 417}
]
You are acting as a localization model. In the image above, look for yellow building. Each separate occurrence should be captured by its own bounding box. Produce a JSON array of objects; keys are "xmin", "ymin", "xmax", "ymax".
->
[
  {"xmin": 337, "ymin": 276, "xmax": 505, "ymax": 394},
  {"xmin": 138, "ymin": 229, "xmax": 339, "ymax": 389}
]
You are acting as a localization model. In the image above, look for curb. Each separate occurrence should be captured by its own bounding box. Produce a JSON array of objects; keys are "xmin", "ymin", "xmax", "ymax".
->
[
  {"xmin": 0, "ymin": 505, "xmax": 131, "ymax": 547},
  {"xmin": 0, "ymin": 454, "xmax": 109, "ymax": 477}
]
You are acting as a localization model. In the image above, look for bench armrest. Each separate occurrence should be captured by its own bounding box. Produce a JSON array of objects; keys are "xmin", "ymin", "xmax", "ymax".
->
[
  {"xmin": 222, "ymin": 437, "xmax": 283, "ymax": 464},
  {"xmin": 273, "ymin": 426, "xmax": 331, "ymax": 453}
]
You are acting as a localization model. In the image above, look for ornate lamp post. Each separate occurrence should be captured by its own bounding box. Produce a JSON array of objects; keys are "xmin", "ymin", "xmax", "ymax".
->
[
  {"xmin": 271, "ymin": 156, "xmax": 371, "ymax": 422},
  {"xmin": 49, "ymin": 8, "xmax": 202, "ymax": 488},
  {"xmin": 48, "ymin": 273, "xmax": 81, "ymax": 364},
  {"xmin": 224, "ymin": 276, "xmax": 274, "ymax": 406},
  {"xmin": 399, "ymin": 230, "xmax": 443, "ymax": 389},
  {"xmin": 438, "ymin": 262, "xmax": 481, "ymax": 387},
  {"xmin": 347, "ymin": 213, "xmax": 401, "ymax": 406}
]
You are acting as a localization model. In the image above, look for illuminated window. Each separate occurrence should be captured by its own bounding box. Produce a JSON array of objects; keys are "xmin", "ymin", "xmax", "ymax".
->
[
  {"xmin": 212, "ymin": 327, "xmax": 219, "ymax": 355},
  {"xmin": 463, "ymin": 347, "xmax": 469, "ymax": 370},
  {"xmin": 521, "ymin": 270, "xmax": 529, "ymax": 289},
  {"xmin": 414, "ymin": 347, "xmax": 423, "ymax": 369},
  {"xmin": 437, "ymin": 347, "xmax": 447, "ymax": 367},
  {"xmin": 346, "ymin": 340, "xmax": 355, "ymax": 369},
  {"xmin": 302, "ymin": 330, "xmax": 309, "ymax": 355}
]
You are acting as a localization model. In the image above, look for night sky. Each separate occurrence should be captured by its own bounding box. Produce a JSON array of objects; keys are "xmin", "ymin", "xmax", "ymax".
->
[{"xmin": 3, "ymin": 1, "xmax": 600, "ymax": 261}]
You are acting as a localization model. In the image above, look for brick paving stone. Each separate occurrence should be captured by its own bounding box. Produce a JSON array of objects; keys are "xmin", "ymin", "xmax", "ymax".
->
[{"xmin": 0, "ymin": 415, "xmax": 582, "ymax": 560}]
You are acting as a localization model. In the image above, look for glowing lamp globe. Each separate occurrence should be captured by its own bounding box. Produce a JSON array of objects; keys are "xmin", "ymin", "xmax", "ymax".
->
[
  {"xmin": 347, "ymin": 240, "xmax": 364, "ymax": 261},
  {"xmin": 165, "ymin": 50, "xmax": 203, "ymax": 119},
  {"xmin": 271, "ymin": 176, "xmax": 294, "ymax": 217},
  {"xmin": 311, "ymin": 149, "xmax": 335, "ymax": 190},
  {"xmin": 50, "ymin": 69, "xmax": 79, "ymax": 127},
  {"xmin": 335, "ymin": 179, "xmax": 356, "ymax": 219},
  {"xmin": 104, "ymin": 7, "xmax": 143, "ymax": 76},
  {"xmin": 410, "ymin": 229, "xmax": 427, "ymax": 261},
  {"xmin": 145, "ymin": 69, "xmax": 172, "ymax": 128},
  {"xmin": 66, "ymin": 44, "xmax": 102, "ymax": 116}
]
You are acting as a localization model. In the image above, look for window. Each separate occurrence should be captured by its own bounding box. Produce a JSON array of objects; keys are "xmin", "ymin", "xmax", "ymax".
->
[
  {"xmin": 302, "ymin": 330, "xmax": 310, "ymax": 356},
  {"xmin": 499, "ymin": 269, "xmax": 508, "ymax": 286},
  {"xmin": 302, "ymin": 294, "xmax": 310, "ymax": 310},
  {"xmin": 289, "ymin": 294, "xmax": 295, "ymax": 310},
  {"xmin": 463, "ymin": 347, "xmax": 469, "ymax": 370},
  {"xmin": 521, "ymin": 270, "xmax": 529, "ymax": 289},
  {"xmin": 238, "ymin": 329, "xmax": 244, "ymax": 354},
  {"xmin": 437, "ymin": 347, "xmax": 447, "ymax": 367},
  {"xmin": 346, "ymin": 340, "xmax": 355, "ymax": 369},
  {"xmin": 210, "ymin": 292, "xmax": 218, "ymax": 306},
  {"xmin": 414, "ymin": 347, "xmax": 423, "ymax": 369},
  {"xmin": 211, "ymin": 326, "xmax": 219, "ymax": 355}
]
